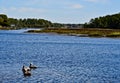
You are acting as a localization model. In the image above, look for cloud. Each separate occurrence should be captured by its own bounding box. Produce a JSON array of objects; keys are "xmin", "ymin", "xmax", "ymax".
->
[
  {"xmin": 71, "ymin": 4, "xmax": 83, "ymax": 9},
  {"xmin": 0, "ymin": 7, "xmax": 46, "ymax": 18},
  {"xmin": 85, "ymin": 0, "xmax": 98, "ymax": 2},
  {"xmin": 85, "ymin": 0, "xmax": 109, "ymax": 3},
  {"xmin": 1, "ymin": 7, "xmax": 45, "ymax": 13}
]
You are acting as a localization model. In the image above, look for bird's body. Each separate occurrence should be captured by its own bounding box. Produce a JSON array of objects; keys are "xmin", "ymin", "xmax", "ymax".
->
[
  {"xmin": 22, "ymin": 65, "xmax": 31, "ymax": 76},
  {"xmin": 22, "ymin": 63, "xmax": 37, "ymax": 76},
  {"xmin": 23, "ymin": 71, "xmax": 31, "ymax": 76},
  {"xmin": 22, "ymin": 65, "xmax": 31, "ymax": 72}
]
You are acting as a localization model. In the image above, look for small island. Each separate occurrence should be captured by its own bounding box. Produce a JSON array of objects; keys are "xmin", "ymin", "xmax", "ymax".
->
[{"xmin": 27, "ymin": 28, "xmax": 120, "ymax": 37}]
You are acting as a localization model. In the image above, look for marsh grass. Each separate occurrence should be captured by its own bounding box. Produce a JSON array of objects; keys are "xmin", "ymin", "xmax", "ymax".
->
[
  {"xmin": 28, "ymin": 28, "xmax": 120, "ymax": 37},
  {"xmin": 0, "ymin": 27, "xmax": 9, "ymax": 30},
  {"xmin": 106, "ymin": 32, "xmax": 120, "ymax": 37}
]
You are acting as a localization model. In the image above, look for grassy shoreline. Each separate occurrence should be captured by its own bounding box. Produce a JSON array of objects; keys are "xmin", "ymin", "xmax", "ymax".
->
[
  {"xmin": 27, "ymin": 28, "xmax": 120, "ymax": 38},
  {"xmin": 0, "ymin": 27, "xmax": 16, "ymax": 30}
]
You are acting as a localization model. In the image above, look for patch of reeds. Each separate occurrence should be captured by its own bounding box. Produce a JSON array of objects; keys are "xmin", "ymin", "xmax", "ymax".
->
[
  {"xmin": 106, "ymin": 32, "xmax": 120, "ymax": 37},
  {"xmin": 27, "ymin": 28, "xmax": 120, "ymax": 37}
]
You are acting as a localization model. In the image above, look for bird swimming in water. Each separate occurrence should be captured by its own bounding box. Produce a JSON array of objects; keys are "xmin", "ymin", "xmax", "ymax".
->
[
  {"xmin": 22, "ymin": 65, "xmax": 31, "ymax": 72},
  {"xmin": 23, "ymin": 70, "xmax": 31, "ymax": 76},
  {"xmin": 22, "ymin": 65, "xmax": 31, "ymax": 76},
  {"xmin": 29, "ymin": 63, "xmax": 37, "ymax": 69}
]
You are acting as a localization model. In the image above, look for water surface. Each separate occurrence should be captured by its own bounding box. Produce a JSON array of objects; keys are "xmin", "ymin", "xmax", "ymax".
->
[{"xmin": 0, "ymin": 30, "xmax": 120, "ymax": 83}]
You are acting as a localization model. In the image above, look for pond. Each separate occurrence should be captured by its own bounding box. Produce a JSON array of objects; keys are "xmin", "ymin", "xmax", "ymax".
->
[{"xmin": 0, "ymin": 30, "xmax": 120, "ymax": 83}]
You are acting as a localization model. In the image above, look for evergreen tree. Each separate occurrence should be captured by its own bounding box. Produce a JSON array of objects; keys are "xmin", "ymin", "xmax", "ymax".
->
[
  {"xmin": 84, "ymin": 13, "xmax": 120, "ymax": 29},
  {"xmin": 0, "ymin": 14, "xmax": 9, "ymax": 26}
]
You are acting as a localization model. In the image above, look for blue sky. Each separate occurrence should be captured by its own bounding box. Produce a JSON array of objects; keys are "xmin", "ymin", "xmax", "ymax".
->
[{"xmin": 0, "ymin": 0, "xmax": 120, "ymax": 23}]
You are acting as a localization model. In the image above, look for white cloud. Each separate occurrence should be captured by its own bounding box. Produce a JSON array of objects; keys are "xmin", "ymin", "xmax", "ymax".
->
[
  {"xmin": 0, "ymin": 7, "xmax": 46, "ymax": 18},
  {"xmin": 85, "ymin": 0, "xmax": 109, "ymax": 3},
  {"xmin": 22, "ymin": 0, "xmax": 46, "ymax": 6},
  {"xmin": 85, "ymin": 0, "xmax": 98, "ymax": 2},
  {"xmin": 71, "ymin": 4, "xmax": 83, "ymax": 9},
  {"xmin": 1, "ymin": 7, "xmax": 45, "ymax": 13}
]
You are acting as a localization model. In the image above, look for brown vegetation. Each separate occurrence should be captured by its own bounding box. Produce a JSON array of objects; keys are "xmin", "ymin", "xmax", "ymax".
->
[{"xmin": 27, "ymin": 28, "xmax": 120, "ymax": 37}]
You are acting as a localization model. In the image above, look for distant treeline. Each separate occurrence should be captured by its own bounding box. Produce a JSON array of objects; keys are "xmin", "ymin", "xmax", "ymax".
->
[
  {"xmin": 0, "ymin": 14, "xmax": 10, "ymax": 27},
  {"xmin": 1, "ymin": 13, "xmax": 120, "ymax": 29},
  {"xmin": 84, "ymin": 13, "xmax": 120, "ymax": 29},
  {"xmin": 0, "ymin": 14, "xmax": 64, "ymax": 29},
  {"xmin": 8, "ymin": 18, "xmax": 53, "ymax": 28}
]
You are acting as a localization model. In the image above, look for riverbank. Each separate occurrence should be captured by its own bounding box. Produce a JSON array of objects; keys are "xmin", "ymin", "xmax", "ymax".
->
[
  {"xmin": 27, "ymin": 28, "xmax": 120, "ymax": 37},
  {"xmin": 0, "ymin": 27, "xmax": 15, "ymax": 30}
]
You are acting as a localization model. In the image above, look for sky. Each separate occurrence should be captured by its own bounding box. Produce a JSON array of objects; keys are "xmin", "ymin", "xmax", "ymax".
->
[{"xmin": 0, "ymin": 0, "xmax": 120, "ymax": 24}]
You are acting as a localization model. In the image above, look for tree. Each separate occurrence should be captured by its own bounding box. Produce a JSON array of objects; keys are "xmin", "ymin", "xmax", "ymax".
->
[
  {"xmin": 0, "ymin": 14, "xmax": 10, "ymax": 26},
  {"xmin": 84, "ymin": 13, "xmax": 120, "ymax": 29}
]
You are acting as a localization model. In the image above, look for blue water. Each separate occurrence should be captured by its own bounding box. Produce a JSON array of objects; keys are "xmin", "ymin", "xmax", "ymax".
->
[{"xmin": 0, "ymin": 30, "xmax": 120, "ymax": 83}]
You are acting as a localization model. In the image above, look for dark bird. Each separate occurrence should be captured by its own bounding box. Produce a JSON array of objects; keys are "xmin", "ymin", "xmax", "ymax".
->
[
  {"xmin": 23, "ymin": 71, "xmax": 31, "ymax": 76},
  {"xmin": 22, "ymin": 65, "xmax": 31, "ymax": 76},
  {"xmin": 29, "ymin": 63, "xmax": 37, "ymax": 69},
  {"xmin": 22, "ymin": 65, "xmax": 31, "ymax": 72}
]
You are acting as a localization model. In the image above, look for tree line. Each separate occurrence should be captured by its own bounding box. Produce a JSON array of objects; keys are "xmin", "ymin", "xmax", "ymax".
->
[
  {"xmin": 84, "ymin": 13, "xmax": 120, "ymax": 29},
  {"xmin": 1, "ymin": 13, "xmax": 120, "ymax": 29},
  {"xmin": 0, "ymin": 14, "xmax": 63, "ymax": 29},
  {"xmin": 8, "ymin": 18, "xmax": 53, "ymax": 28},
  {"xmin": 0, "ymin": 14, "xmax": 9, "ymax": 27}
]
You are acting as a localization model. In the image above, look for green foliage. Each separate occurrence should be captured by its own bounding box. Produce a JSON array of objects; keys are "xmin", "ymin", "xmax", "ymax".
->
[
  {"xmin": 0, "ymin": 14, "xmax": 10, "ymax": 26},
  {"xmin": 0, "ymin": 13, "xmax": 58, "ymax": 29},
  {"xmin": 84, "ymin": 13, "xmax": 120, "ymax": 29},
  {"xmin": 0, "ymin": 14, "xmax": 55, "ymax": 29},
  {"xmin": 0, "ymin": 14, "xmax": 83, "ymax": 29},
  {"xmin": 8, "ymin": 18, "xmax": 53, "ymax": 29},
  {"xmin": 52, "ymin": 23, "xmax": 64, "ymax": 28}
]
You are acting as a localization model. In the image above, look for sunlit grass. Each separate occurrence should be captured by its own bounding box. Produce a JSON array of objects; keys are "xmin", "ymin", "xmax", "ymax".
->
[
  {"xmin": 27, "ymin": 28, "xmax": 120, "ymax": 37},
  {"xmin": 106, "ymin": 32, "xmax": 120, "ymax": 37}
]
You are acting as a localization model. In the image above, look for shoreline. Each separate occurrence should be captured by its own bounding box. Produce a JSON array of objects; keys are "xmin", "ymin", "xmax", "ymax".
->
[
  {"xmin": 27, "ymin": 28, "xmax": 120, "ymax": 38},
  {"xmin": 1, "ymin": 27, "xmax": 120, "ymax": 38}
]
